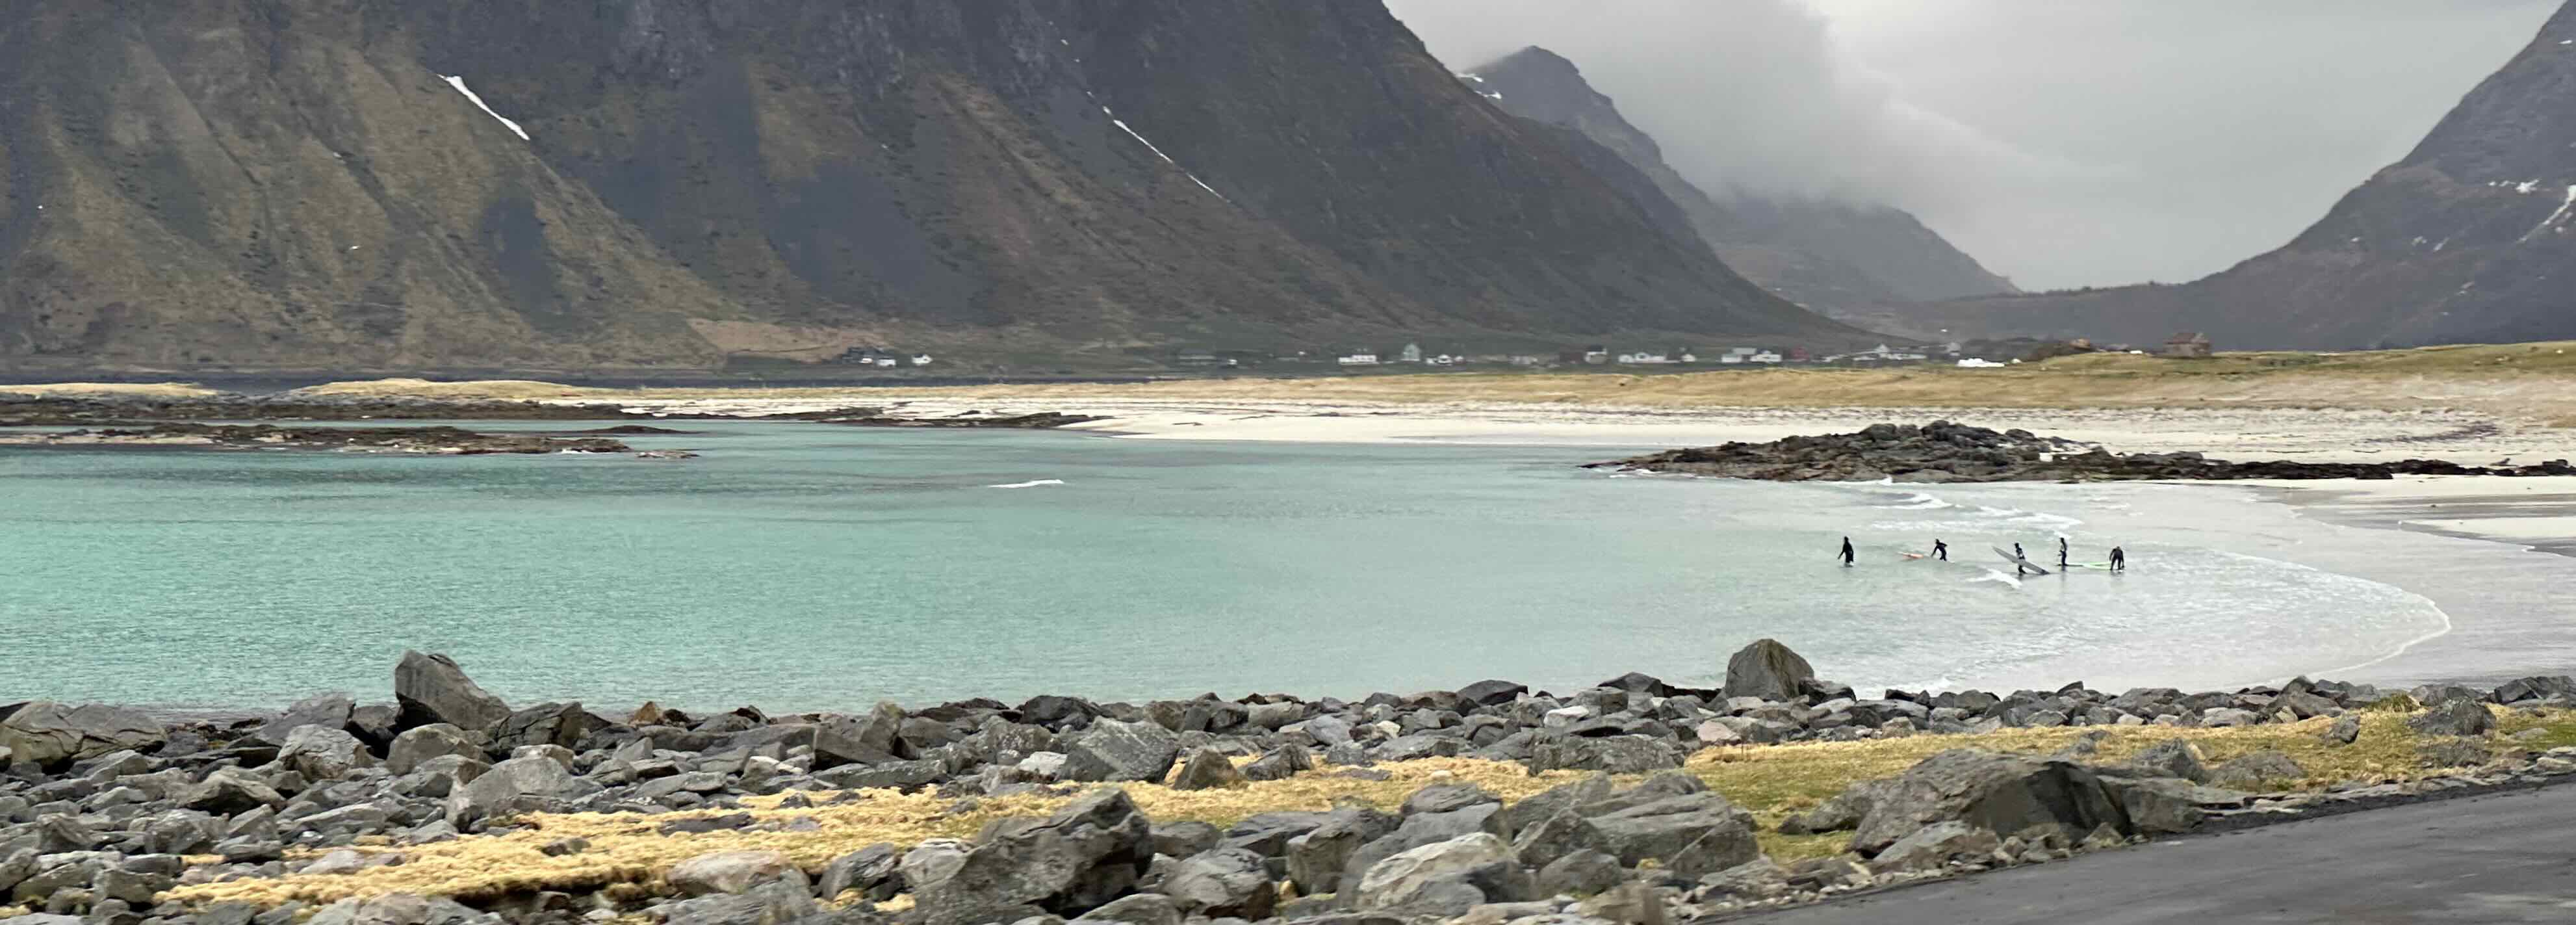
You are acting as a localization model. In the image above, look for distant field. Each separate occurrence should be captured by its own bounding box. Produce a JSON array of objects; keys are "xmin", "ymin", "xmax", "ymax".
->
[{"xmin": 16, "ymin": 342, "xmax": 2576, "ymax": 426}]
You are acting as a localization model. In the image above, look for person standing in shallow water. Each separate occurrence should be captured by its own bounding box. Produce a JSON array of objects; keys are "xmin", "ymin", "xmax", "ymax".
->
[
  {"xmin": 1839, "ymin": 536, "xmax": 1855, "ymax": 567},
  {"xmin": 2058, "ymin": 537, "xmax": 2070, "ymax": 569},
  {"xmin": 2111, "ymin": 545, "xmax": 2127, "ymax": 571},
  {"xmin": 1933, "ymin": 539, "xmax": 1948, "ymax": 561}
]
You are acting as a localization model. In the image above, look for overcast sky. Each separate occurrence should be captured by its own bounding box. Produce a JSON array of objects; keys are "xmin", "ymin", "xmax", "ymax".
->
[{"xmin": 1388, "ymin": 0, "xmax": 2563, "ymax": 290}]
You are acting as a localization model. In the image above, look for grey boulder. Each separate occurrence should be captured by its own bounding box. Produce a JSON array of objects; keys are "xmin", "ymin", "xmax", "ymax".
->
[
  {"xmin": 393, "ymin": 651, "xmax": 511, "ymax": 733},
  {"xmin": 914, "ymin": 788, "xmax": 1153, "ymax": 925},
  {"xmin": 1159, "ymin": 848, "xmax": 1275, "ymax": 919},
  {"xmin": 0, "ymin": 703, "xmax": 166, "ymax": 767},
  {"xmin": 1845, "ymin": 749, "xmax": 2130, "ymax": 856},
  {"xmin": 1350, "ymin": 833, "xmax": 1534, "ymax": 916},
  {"xmin": 1061, "ymin": 720, "xmax": 1180, "ymax": 783},
  {"xmin": 1722, "ymin": 639, "xmax": 1815, "ymax": 703}
]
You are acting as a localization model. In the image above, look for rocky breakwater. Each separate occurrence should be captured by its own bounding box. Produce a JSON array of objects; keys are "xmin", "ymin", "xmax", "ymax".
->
[
  {"xmin": 1595, "ymin": 420, "xmax": 2576, "ymax": 482},
  {"xmin": 3, "ymin": 644, "xmax": 2573, "ymax": 925},
  {"xmin": 0, "ymin": 424, "xmax": 630, "ymax": 456}
]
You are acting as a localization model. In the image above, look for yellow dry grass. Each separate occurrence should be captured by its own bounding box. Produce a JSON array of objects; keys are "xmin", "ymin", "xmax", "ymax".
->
[
  {"xmin": 165, "ymin": 706, "xmax": 2574, "ymax": 907},
  {"xmin": 0, "ymin": 382, "xmax": 220, "ymax": 398},
  {"xmin": 274, "ymin": 341, "xmax": 2576, "ymax": 424}
]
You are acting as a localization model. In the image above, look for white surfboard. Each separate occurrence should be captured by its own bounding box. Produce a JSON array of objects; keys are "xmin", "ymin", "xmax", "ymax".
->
[{"xmin": 1992, "ymin": 546, "xmax": 2052, "ymax": 575}]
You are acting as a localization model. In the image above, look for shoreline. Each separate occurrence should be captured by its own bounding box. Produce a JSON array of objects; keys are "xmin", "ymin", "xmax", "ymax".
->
[{"xmin": 4, "ymin": 647, "xmax": 2571, "ymax": 925}]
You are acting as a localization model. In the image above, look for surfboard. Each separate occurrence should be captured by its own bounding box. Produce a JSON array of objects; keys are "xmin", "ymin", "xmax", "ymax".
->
[
  {"xmin": 1901, "ymin": 553, "xmax": 1927, "ymax": 560},
  {"xmin": 1992, "ymin": 546, "xmax": 2051, "ymax": 575}
]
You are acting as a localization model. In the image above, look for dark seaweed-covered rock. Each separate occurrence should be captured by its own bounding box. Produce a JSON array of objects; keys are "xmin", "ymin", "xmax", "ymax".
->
[{"xmin": 1595, "ymin": 421, "xmax": 2576, "ymax": 483}]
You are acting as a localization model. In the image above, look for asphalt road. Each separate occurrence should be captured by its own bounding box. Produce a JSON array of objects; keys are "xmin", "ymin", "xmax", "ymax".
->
[{"xmin": 1744, "ymin": 783, "xmax": 2576, "ymax": 924}]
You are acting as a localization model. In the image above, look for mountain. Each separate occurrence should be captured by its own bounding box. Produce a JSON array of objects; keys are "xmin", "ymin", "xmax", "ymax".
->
[
  {"xmin": 0, "ymin": 1, "xmax": 1864, "ymax": 373},
  {"xmin": 1463, "ymin": 46, "xmax": 2016, "ymax": 321},
  {"xmin": 1919, "ymin": 2, "xmax": 2576, "ymax": 350}
]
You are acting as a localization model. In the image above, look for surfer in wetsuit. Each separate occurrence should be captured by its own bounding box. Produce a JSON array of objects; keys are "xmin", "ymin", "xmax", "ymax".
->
[
  {"xmin": 2111, "ymin": 545, "xmax": 2126, "ymax": 572},
  {"xmin": 2012, "ymin": 541, "xmax": 2037, "ymax": 575},
  {"xmin": 2058, "ymin": 537, "xmax": 2070, "ymax": 569},
  {"xmin": 1933, "ymin": 539, "xmax": 1948, "ymax": 561},
  {"xmin": 1839, "ymin": 536, "xmax": 1855, "ymax": 567}
]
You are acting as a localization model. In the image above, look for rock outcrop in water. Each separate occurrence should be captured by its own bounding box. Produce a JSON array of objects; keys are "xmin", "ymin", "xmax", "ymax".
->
[
  {"xmin": 1, "ymin": 645, "xmax": 2568, "ymax": 924},
  {"xmin": 0, "ymin": 424, "xmax": 632, "ymax": 455},
  {"xmin": 1597, "ymin": 421, "xmax": 2576, "ymax": 482}
]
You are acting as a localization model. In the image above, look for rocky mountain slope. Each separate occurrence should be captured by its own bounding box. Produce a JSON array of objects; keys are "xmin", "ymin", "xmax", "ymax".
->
[
  {"xmin": 1465, "ymin": 47, "xmax": 2016, "ymax": 321},
  {"xmin": 1919, "ymin": 2, "xmax": 2576, "ymax": 350},
  {"xmin": 0, "ymin": 1, "xmax": 1864, "ymax": 372}
]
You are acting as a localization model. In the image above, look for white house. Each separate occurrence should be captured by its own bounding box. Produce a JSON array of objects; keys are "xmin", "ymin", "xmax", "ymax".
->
[
  {"xmin": 1337, "ymin": 353, "xmax": 1381, "ymax": 366},
  {"xmin": 1749, "ymin": 351, "xmax": 1783, "ymax": 364},
  {"xmin": 1956, "ymin": 358, "xmax": 2007, "ymax": 369},
  {"xmin": 1617, "ymin": 353, "xmax": 1672, "ymax": 365},
  {"xmin": 1728, "ymin": 346, "xmax": 1760, "ymax": 357},
  {"xmin": 1719, "ymin": 354, "xmax": 1744, "ymax": 365},
  {"xmin": 1679, "ymin": 352, "xmax": 1697, "ymax": 364},
  {"xmin": 910, "ymin": 354, "xmax": 934, "ymax": 366},
  {"xmin": 875, "ymin": 358, "xmax": 897, "ymax": 367},
  {"xmin": 1399, "ymin": 342, "xmax": 1424, "ymax": 363}
]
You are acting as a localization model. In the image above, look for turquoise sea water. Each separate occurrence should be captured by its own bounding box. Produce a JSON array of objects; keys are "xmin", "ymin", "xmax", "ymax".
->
[{"xmin": 0, "ymin": 423, "xmax": 2460, "ymax": 712}]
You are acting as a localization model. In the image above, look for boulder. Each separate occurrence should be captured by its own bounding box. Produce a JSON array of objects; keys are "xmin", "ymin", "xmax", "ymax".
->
[
  {"xmin": 814, "ymin": 704, "xmax": 907, "ymax": 770},
  {"xmin": 2097, "ymin": 778, "xmax": 2225, "ymax": 835},
  {"xmin": 487, "ymin": 703, "xmax": 606, "ymax": 754},
  {"xmin": 1285, "ymin": 808, "xmax": 1398, "ymax": 894},
  {"xmin": 177, "ymin": 768, "xmax": 286, "ymax": 816},
  {"xmin": 2419, "ymin": 738, "xmax": 2492, "ymax": 768},
  {"xmin": 1867, "ymin": 821, "xmax": 2000, "ymax": 872},
  {"xmin": 1536, "ymin": 849, "xmax": 1625, "ymax": 897},
  {"xmin": 1697, "ymin": 857, "xmax": 1789, "ymax": 900},
  {"xmin": 1400, "ymin": 785, "xmax": 1498, "ymax": 816},
  {"xmin": 393, "ymin": 652, "xmax": 511, "ymax": 733},
  {"xmin": 1072, "ymin": 894, "xmax": 1180, "ymax": 925},
  {"xmin": 1455, "ymin": 681, "xmax": 1527, "ymax": 708},
  {"xmin": 816, "ymin": 844, "xmax": 901, "ymax": 902},
  {"xmin": 1159, "ymin": 848, "xmax": 1275, "ymax": 919},
  {"xmin": 1586, "ymin": 792, "xmax": 1760, "ymax": 877},
  {"xmin": 1241, "ymin": 744, "xmax": 1314, "ymax": 782},
  {"xmin": 2408, "ymin": 700, "xmax": 2495, "ymax": 738},
  {"xmin": 1152, "ymin": 821, "xmax": 1222, "ymax": 859},
  {"xmin": 2208, "ymin": 751, "xmax": 2305, "ymax": 789},
  {"xmin": 1572, "ymin": 881, "xmax": 1665, "ymax": 925},
  {"xmin": 654, "ymin": 880, "xmax": 816, "ymax": 925},
  {"xmin": 2321, "ymin": 716, "xmax": 2362, "ymax": 746},
  {"xmin": 2492, "ymin": 675, "xmax": 2576, "ymax": 705},
  {"xmin": 250, "ymin": 694, "xmax": 356, "ymax": 748},
  {"xmin": 1495, "ymin": 774, "xmax": 1614, "ymax": 837},
  {"xmin": 667, "ymin": 850, "xmax": 799, "ymax": 896},
  {"xmin": 900, "ymin": 839, "xmax": 972, "ymax": 893},
  {"xmin": 444, "ymin": 755, "xmax": 598, "ymax": 828},
  {"xmin": 915, "ymin": 788, "xmax": 1153, "ymax": 925},
  {"xmin": 1776, "ymin": 780, "xmax": 1888, "ymax": 836},
  {"xmin": 1170, "ymin": 748, "xmax": 1245, "ymax": 791},
  {"xmin": 1223, "ymin": 811, "xmax": 1335, "ymax": 857},
  {"xmin": 1061, "ymin": 720, "xmax": 1179, "ymax": 783},
  {"xmin": 1509, "ymin": 811, "xmax": 1606, "ymax": 869},
  {"xmin": 1721, "ymin": 640, "xmax": 1814, "ymax": 703},
  {"xmin": 1846, "ymin": 749, "xmax": 2129, "ymax": 855},
  {"xmin": 2125, "ymin": 739, "xmax": 2210, "ymax": 783},
  {"xmin": 1523, "ymin": 734, "xmax": 1680, "ymax": 774},
  {"xmin": 1350, "ymin": 833, "xmax": 1534, "ymax": 915},
  {"xmin": 279, "ymin": 725, "xmax": 377, "ymax": 781},
  {"xmin": 387, "ymin": 725, "xmax": 482, "ymax": 776},
  {"xmin": 1337, "ymin": 805, "xmax": 1505, "ymax": 893},
  {"xmin": 0, "ymin": 703, "xmax": 166, "ymax": 767}
]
